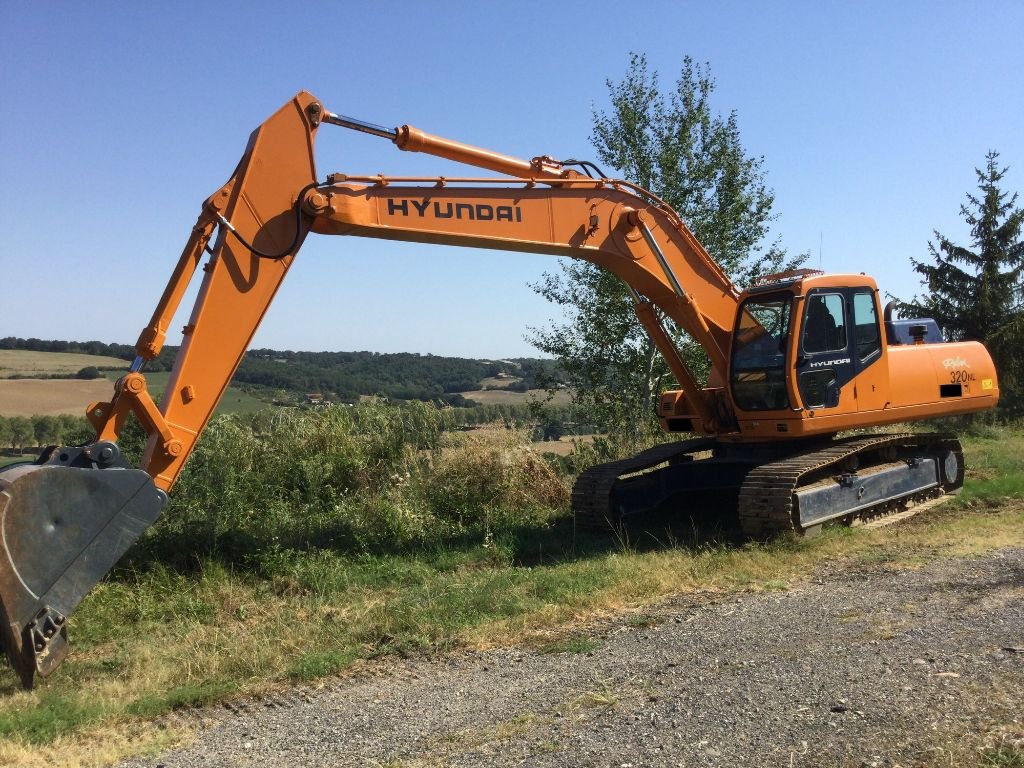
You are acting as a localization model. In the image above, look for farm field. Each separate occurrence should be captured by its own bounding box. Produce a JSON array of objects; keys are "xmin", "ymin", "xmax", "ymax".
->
[
  {"xmin": 0, "ymin": 349, "xmax": 125, "ymax": 378},
  {"xmin": 0, "ymin": 378, "xmax": 113, "ymax": 417},
  {"xmin": 460, "ymin": 387, "xmax": 572, "ymax": 406},
  {"xmin": 0, "ymin": 373, "xmax": 268, "ymax": 418}
]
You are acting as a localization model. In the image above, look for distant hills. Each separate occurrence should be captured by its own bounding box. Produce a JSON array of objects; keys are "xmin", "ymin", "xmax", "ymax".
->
[{"xmin": 0, "ymin": 337, "xmax": 565, "ymax": 405}]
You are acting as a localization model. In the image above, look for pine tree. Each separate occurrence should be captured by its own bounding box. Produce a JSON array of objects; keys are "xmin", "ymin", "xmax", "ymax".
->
[
  {"xmin": 904, "ymin": 150, "xmax": 1024, "ymax": 414},
  {"xmin": 528, "ymin": 54, "xmax": 801, "ymax": 449}
]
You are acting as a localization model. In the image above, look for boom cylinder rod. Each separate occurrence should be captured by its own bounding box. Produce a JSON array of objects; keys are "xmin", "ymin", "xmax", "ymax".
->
[
  {"xmin": 636, "ymin": 220, "xmax": 729, "ymax": 376},
  {"xmin": 322, "ymin": 112, "xmax": 397, "ymax": 140},
  {"xmin": 639, "ymin": 221, "xmax": 686, "ymax": 298}
]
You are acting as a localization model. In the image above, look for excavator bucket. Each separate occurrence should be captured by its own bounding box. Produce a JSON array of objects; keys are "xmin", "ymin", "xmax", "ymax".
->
[{"xmin": 0, "ymin": 442, "xmax": 166, "ymax": 688}]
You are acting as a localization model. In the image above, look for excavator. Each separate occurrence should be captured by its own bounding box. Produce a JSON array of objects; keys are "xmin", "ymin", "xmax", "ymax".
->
[{"xmin": 0, "ymin": 92, "xmax": 998, "ymax": 688}]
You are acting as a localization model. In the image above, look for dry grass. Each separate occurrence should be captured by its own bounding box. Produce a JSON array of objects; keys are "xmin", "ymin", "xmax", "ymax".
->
[
  {"xmin": 0, "ymin": 724, "xmax": 186, "ymax": 768},
  {"xmin": 0, "ymin": 379, "xmax": 114, "ymax": 417},
  {"xmin": 0, "ymin": 350, "xmax": 125, "ymax": 378},
  {"xmin": 458, "ymin": 388, "xmax": 572, "ymax": 406},
  {"xmin": 531, "ymin": 435, "xmax": 597, "ymax": 456}
]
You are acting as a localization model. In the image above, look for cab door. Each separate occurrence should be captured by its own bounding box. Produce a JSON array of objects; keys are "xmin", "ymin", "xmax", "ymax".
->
[
  {"xmin": 849, "ymin": 289, "xmax": 890, "ymax": 412},
  {"xmin": 796, "ymin": 291, "xmax": 855, "ymax": 411}
]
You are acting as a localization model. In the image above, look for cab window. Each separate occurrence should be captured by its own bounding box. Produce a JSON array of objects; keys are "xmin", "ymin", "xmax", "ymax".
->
[
  {"xmin": 852, "ymin": 292, "xmax": 881, "ymax": 362},
  {"xmin": 730, "ymin": 295, "xmax": 792, "ymax": 411},
  {"xmin": 802, "ymin": 293, "xmax": 846, "ymax": 354}
]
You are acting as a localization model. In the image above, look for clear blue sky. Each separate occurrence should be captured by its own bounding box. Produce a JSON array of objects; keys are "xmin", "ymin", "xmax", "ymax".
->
[{"xmin": 1, "ymin": 2, "xmax": 1021, "ymax": 358}]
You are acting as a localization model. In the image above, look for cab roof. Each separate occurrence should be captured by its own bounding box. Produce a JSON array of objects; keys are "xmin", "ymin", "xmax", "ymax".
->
[{"xmin": 744, "ymin": 269, "xmax": 879, "ymax": 296}]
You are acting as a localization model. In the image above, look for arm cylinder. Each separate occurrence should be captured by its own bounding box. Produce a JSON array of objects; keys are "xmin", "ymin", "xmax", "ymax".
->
[{"xmin": 393, "ymin": 125, "xmax": 566, "ymax": 180}]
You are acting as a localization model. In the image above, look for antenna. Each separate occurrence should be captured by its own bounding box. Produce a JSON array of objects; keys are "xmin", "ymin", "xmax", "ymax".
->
[{"xmin": 819, "ymin": 232, "xmax": 823, "ymax": 268}]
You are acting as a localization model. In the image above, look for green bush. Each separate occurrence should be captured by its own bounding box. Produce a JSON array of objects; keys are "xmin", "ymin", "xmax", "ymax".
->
[
  {"xmin": 131, "ymin": 403, "xmax": 568, "ymax": 570},
  {"xmin": 75, "ymin": 366, "xmax": 103, "ymax": 380}
]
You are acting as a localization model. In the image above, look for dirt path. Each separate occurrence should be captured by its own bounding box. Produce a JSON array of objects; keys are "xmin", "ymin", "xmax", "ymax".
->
[{"xmin": 118, "ymin": 548, "xmax": 1024, "ymax": 767}]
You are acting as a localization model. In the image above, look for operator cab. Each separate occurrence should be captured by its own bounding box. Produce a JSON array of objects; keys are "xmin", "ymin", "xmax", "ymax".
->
[{"xmin": 729, "ymin": 272, "xmax": 885, "ymax": 415}]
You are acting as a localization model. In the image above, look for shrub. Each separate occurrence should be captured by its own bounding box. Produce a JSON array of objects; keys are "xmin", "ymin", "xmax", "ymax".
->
[
  {"xmin": 130, "ymin": 402, "xmax": 566, "ymax": 569},
  {"xmin": 414, "ymin": 425, "xmax": 569, "ymax": 535},
  {"xmin": 76, "ymin": 366, "xmax": 103, "ymax": 380}
]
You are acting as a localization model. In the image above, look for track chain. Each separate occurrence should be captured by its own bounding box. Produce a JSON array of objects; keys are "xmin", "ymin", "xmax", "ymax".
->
[
  {"xmin": 737, "ymin": 432, "xmax": 963, "ymax": 538},
  {"xmin": 571, "ymin": 438, "xmax": 716, "ymax": 529}
]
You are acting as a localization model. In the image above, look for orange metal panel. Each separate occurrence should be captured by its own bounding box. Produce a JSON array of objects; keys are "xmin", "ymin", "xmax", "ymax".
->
[{"xmin": 139, "ymin": 92, "xmax": 321, "ymax": 490}]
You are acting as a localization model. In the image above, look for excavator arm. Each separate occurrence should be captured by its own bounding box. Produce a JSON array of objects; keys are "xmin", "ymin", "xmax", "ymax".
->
[
  {"xmin": 117, "ymin": 91, "xmax": 743, "ymax": 494},
  {"xmin": 0, "ymin": 91, "xmax": 745, "ymax": 687}
]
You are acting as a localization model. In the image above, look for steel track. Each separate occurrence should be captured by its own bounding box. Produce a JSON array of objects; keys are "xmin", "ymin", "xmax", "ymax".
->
[
  {"xmin": 571, "ymin": 438, "xmax": 716, "ymax": 529},
  {"xmin": 571, "ymin": 433, "xmax": 964, "ymax": 537},
  {"xmin": 737, "ymin": 433, "xmax": 963, "ymax": 537}
]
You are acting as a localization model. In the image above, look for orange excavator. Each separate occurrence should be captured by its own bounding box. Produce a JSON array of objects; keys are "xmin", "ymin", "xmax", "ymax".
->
[{"xmin": 0, "ymin": 92, "xmax": 998, "ymax": 687}]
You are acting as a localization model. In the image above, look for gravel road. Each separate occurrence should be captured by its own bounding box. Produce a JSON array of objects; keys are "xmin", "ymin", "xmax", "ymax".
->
[{"xmin": 119, "ymin": 547, "xmax": 1024, "ymax": 767}]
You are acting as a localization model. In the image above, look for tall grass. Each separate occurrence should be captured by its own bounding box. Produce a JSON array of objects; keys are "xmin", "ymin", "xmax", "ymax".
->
[
  {"xmin": 129, "ymin": 403, "xmax": 569, "ymax": 571},
  {"xmin": 954, "ymin": 423, "xmax": 1024, "ymax": 506}
]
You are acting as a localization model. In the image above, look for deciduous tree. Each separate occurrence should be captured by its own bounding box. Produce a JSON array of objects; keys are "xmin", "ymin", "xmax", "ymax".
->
[
  {"xmin": 529, "ymin": 54, "xmax": 801, "ymax": 447},
  {"xmin": 0, "ymin": 418, "xmax": 12, "ymax": 452},
  {"xmin": 9, "ymin": 416, "xmax": 33, "ymax": 452}
]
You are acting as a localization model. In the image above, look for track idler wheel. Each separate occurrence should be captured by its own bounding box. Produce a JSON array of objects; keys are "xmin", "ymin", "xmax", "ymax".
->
[{"xmin": 0, "ymin": 443, "xmax": 166, "ymax": 688}]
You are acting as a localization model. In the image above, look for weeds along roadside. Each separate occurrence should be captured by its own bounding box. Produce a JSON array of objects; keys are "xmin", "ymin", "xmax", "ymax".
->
[
  {"xmin": 126, "ymin": 402, "xmax": 571, "ymax": 569},
  {"xmin": 0, "ymin": 410, "xmax": 1022, "ymax": 765}
]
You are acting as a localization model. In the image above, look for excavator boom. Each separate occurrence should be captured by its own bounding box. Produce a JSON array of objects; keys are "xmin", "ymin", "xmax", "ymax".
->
[{"xmin": 0, "ymin": 91, "xmax": 998, "ymax": 687}]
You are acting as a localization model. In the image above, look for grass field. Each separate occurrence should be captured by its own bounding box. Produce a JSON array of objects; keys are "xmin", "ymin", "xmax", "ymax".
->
[
  {"xmin": 0, "ymin": 425, "xmax": 1021, "ymax": 766},
  {"xmin": 0, "ymin": 350, "xmax": 126, "ymax": 378},
  {"xmin": 0, "ymin": 454, "xmax": 39, "ymax": 469},
  {"xmin": 478, "ymin": 375, "xmax": 521, "ymax": 388}
]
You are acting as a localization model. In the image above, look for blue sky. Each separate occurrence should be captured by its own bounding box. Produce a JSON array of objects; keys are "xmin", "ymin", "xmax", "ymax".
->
[{"xmin": 1, "ymin": 2, "xmax": 1021, "ymax": 358}]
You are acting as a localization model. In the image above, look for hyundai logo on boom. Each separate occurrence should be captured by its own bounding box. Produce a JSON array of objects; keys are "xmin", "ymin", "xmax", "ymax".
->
[{"xmin": 386, "ymin": 198, "xmax": 523, "ymax": 223}]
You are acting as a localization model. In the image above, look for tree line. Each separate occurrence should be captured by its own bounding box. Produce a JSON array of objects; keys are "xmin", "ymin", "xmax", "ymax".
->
[
  {"xmin": 0, "ymin": 414, "xmax": 92, "ymax": 453},
  {"xmin": 1, "ymin": 336, "xmax": 565, "ymax": 404},
  {"xmin": 237, "ymin": 352, "xmax": 563, "ymax": 403}
]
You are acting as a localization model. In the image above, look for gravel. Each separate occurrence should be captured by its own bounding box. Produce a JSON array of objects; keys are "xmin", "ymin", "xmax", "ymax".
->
[{"xmin": 118, "ymin": 547, "xmax": 1024, "ymax": 767}]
